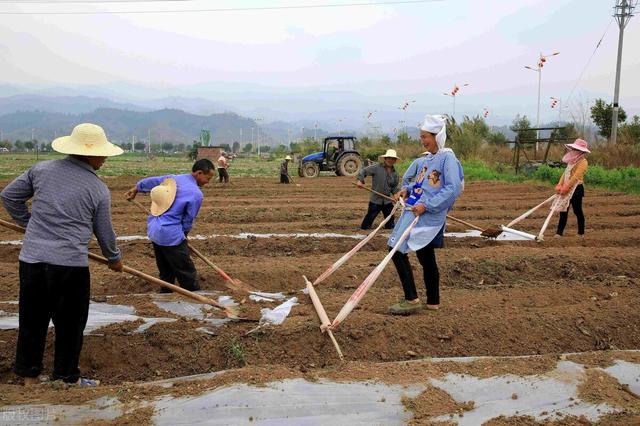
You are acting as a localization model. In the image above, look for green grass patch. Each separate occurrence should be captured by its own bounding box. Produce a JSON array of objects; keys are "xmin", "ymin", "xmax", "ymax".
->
[
  {"xmin": 532, "ymin": 164, "xmax": 640, "ymax": 194},
  {"xmin": 2, "ymin": 153, "xmax": 638, "ymax": 193}
]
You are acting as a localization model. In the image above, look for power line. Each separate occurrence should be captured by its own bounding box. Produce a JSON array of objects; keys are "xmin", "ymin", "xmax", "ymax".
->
[
  {"xmin": 0, "ymin": 0, "xmax": 444, "ymax": 15},
  {"xmin": 0, "ymin": 0, "xmax": 199, "ymax": 3},
  {"xmin": 565, "ymin": 17, "xmax": 614, "ymax": 105}
]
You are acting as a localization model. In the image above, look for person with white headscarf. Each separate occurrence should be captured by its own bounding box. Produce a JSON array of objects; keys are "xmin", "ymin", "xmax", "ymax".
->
[{"xmin": 387, "ymin": 115, "xmax": 464, "ymax": 315}]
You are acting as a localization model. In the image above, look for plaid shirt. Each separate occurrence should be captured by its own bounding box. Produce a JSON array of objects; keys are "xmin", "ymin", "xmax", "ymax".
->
[{"xmin": 1, "ymin": 156, "xmax": 121, "ymax": 267}]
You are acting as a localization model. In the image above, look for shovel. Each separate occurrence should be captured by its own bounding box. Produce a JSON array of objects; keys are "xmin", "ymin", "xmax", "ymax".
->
[
  {"xmin": 128, "ymin": 199, "xmax": 256, "ymax": 294},
  {"xmin": 353, "ymin": 183, "xmax": 502, "ymax": 238},
  {"xmin": 0, "ymin": 218, "xmax": 249, "ymax": 321}
]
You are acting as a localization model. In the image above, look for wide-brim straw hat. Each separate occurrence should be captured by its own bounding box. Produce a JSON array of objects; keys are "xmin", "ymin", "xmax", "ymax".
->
[
  {"xmin": 379, "ymin": 148, "xmax": 400, "ymax": 161},
  {"xmin": 564, "ymin": 138, "xmax": 590, "ymax": 153},
  {"xmin": 285, "ymin": 155, "xmax": 292, "ymax": 160},
  {"xmin": 150, "ymin": 178, "xmax": 177, "ymax": 217},
  {"xmin": 52, "ymin": 123, "xmax": 123, "ymax": 157}
]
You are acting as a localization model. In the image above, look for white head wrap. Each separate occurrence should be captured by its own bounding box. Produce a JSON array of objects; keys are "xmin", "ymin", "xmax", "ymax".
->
[{"xmin": 420, "ymin": 114, "xmax": 448, "ymax": 150}]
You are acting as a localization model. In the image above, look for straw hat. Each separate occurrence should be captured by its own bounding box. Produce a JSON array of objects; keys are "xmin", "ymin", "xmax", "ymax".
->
[
  {"xmin": 150, "ymin": 178, "xmax": 177, "ymax": 216},
  {"xmin": 379, "ymin": 149, "xmax": 400, "ymax": 160},
  {"xmin": 285, "ymin": 155, "xmax": 292, "ymax": 160},
  {"xmin": 564, "ymin": 138, "xmax": 590, "ymax": 153},
  {"xmin": 51, "ymin": 123, "xmax": 123, "ymax": 157}
]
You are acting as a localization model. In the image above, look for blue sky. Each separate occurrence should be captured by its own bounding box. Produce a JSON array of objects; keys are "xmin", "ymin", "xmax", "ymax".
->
[{"xmin": 0, "ymin": 0, "xmax": 638, "ymax": 127}]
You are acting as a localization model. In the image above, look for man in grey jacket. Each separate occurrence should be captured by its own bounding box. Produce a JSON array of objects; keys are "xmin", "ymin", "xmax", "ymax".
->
[
  {"xmin": 1, "ymin": 123, "xmax": 123, "ymax": 387},
  {"xmin": 356, "ymin": 149, "xmax": 400, "ymax": 230}
]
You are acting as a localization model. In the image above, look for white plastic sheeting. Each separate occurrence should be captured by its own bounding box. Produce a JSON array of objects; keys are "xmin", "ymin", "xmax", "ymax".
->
[
  {"xmin": 603, "ymin": 360, "xmax": 640, "ymax": 396},
  {"xmin": 3, "ymin": 397, "xmax": 122, "ymax": 426},
  {"xmin": 430, "ymin": 361, "xmax": 616, "ymax": 425},
  {"xmin": 2, "ymin": 354, "xmax": 639, "ymax": 425},
  {"xmin": 0, "ymin": 230, "xmax": 541, "ymax": 245},
  {"xmin": 153, "ymin": 379, "xmax": 422, "ymax": 425},
  {"xmin": 259, "ymin": 297, "xmax": 298, "ymax": 325},
  {"xmin": 0, "ymin": 302, "xmax": 174, "ymax": 334},
  {"xmin": 249, "ymin": 291, "xmax": 286, "ymax": 302}
]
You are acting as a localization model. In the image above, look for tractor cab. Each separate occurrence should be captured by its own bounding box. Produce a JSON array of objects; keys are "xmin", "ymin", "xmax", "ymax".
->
[{"xmin": 298, "ymin": 136, "xmax": 362, "ymax": 178}]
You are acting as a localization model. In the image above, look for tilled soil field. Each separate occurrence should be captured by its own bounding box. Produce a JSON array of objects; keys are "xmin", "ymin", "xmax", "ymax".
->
[{"xmin": 1, "ymin": 175, "xmax": 639, "ymax": 389}]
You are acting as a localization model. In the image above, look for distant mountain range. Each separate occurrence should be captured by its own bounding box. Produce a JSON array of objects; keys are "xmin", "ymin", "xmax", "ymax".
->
[
  {"xmin": 0, "ymin": 93, "xmax": 355, "ymax": 146},
  {"xmin": 0, "ymin": 107, "xmax": 263, "ymax": 146}
]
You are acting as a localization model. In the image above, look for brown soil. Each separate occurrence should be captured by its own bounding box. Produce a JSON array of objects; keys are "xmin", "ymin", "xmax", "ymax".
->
[
  {"xmin": 577, "ymin": 369, "xmax": 640, "ymax": 411},
  {"xmin": 1, "ymin": 176, "xmax": 639, "ymax": 420},
  {"xmin": 93, "ymin": 406, "xmax": 155, "ymax": 426},
  {"xmin": 404, "ymin": 385, "xmax": 474, "ymax": 425},
  {"xmin": 484, "ymin": 413, "xmax": 640, "ymax": 425}
]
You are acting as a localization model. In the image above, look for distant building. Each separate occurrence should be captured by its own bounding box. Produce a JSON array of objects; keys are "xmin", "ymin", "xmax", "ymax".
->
[{"xmin": 196, "ymin": 146, "xmax": 223, "ymax": 162}]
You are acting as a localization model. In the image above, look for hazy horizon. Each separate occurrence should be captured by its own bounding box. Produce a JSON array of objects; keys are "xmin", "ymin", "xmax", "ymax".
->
[{"xmin": 1, "ymin": 0, "xmax": 638, "ymax": 130}]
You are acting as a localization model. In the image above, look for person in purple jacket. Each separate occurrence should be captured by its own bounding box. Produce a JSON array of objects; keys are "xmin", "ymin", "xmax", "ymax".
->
[{"xmin": 125, "ymin": 159, "xmax": 215, "ymax": 292}]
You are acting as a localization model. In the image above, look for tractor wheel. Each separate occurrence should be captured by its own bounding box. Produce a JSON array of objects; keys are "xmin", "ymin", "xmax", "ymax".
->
[
  {"xmin": 301, "ymin": 162, "xmax": 320, "ymax": 178},
  {"xmin": 336, "ymin": 154, "xmax": 362, "ymax": 177}
]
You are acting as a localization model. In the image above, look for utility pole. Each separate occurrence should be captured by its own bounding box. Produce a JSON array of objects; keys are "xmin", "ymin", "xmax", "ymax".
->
[
  {"xmin": 611, "ymin": 0, "xmax": 635, "ymax": 144},
  {"xmin": 525, "ymin": 52, "xmax": 559, "ymax": 149},
  {"xmin": 253, "ymin": 118, "xmax": 263, "ymax": 156},
  {"xmin": 32, "ymin": 128, "xmax": 38, "ymax": 160}
]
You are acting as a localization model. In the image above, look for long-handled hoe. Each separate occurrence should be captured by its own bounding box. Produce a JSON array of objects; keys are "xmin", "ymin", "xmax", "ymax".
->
[
  {"xmin": 0, "ymin": 218, "xmax": 249, "ymax": 321},
  {"xmin": 353, "ymin": 182, "xmax": 505, "ymax": 238},
  {"xmin": 499, "ymin": 194, "xmax": 559, "ymax": 241},
  {"xmin": 128, "ymin": 199, "xmax": 256, "ymax": 294}
]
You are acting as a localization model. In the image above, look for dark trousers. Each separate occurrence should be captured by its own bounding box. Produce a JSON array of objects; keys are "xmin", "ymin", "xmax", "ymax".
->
[
  {"xmin": 152, "ymin": 241, "xmax": 199, "ymax": 292},
  {"xmin": 15, "ymin": 261, "xmax": 90, "ymax": 383},
  {"xmin": 218, "ymin": 168, "xmax": 229, "ymax": 183},
  {"xmin": 280, "ymin": 174, "xmax": 290, "ymax": 184},
  {"xmin": 390, "ymin": 245, "xmax": 440, "ymax": 305},
  {"xmin": 556, "ymin": 184, "xmax": 585, "ymax": 235},
  {"xmin": 360, "ymin": 202, "xmax": 395, "ymax": 230}
]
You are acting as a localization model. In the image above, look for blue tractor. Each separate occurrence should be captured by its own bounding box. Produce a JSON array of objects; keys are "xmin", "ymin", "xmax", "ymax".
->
[{"xmin": 298, "ymin": 136, "xmax": 362, "ymax": 178}]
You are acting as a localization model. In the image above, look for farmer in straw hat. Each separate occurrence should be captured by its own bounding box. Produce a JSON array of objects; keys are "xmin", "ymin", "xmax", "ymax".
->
[
  {"xmin": 356, "ymin": 149, "xmax": 401, "ymax": 230},
  {"xmin": 280, "ymin": 155, "xmax": 292, "ymax": 184},
  {"xmin": 125, "ymin": 159, "xmax": 216, "ymax": 292},
  {"xmin": 1, "ymin": 123, "xmax": 124, "ymax": 387},
  {"xmin": 387, "ymin": 115, "xmax": 464, "ymax": 315},
  {"xmin": 554, "ymin": 138, "xmax": 590, "ymax": 237}
]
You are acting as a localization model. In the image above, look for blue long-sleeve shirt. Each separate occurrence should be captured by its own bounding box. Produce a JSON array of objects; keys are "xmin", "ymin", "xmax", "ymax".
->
[
  {"xmin": 136, "ymin": 173, "xmax": 203, "ymax": 247},
  {"xmin": 388, "ymin": 150, "xmax": 464, "ymax": 252}
]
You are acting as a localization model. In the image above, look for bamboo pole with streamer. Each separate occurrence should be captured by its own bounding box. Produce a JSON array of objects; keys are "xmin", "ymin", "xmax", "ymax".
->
[
  {"xmin": 312, "ymin": 200, "xmax": 401, "ymax": 286},
  {"xmin": 507, "ymin": 194, "xmax": 557, "ymax": 228},
  {"xmin": 303, "ymin": 276, "xmax": 344, "ymax": 360},
  {"xmin": 330, "ymin": 215, "xmax": 420, "ymax": 330}
]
